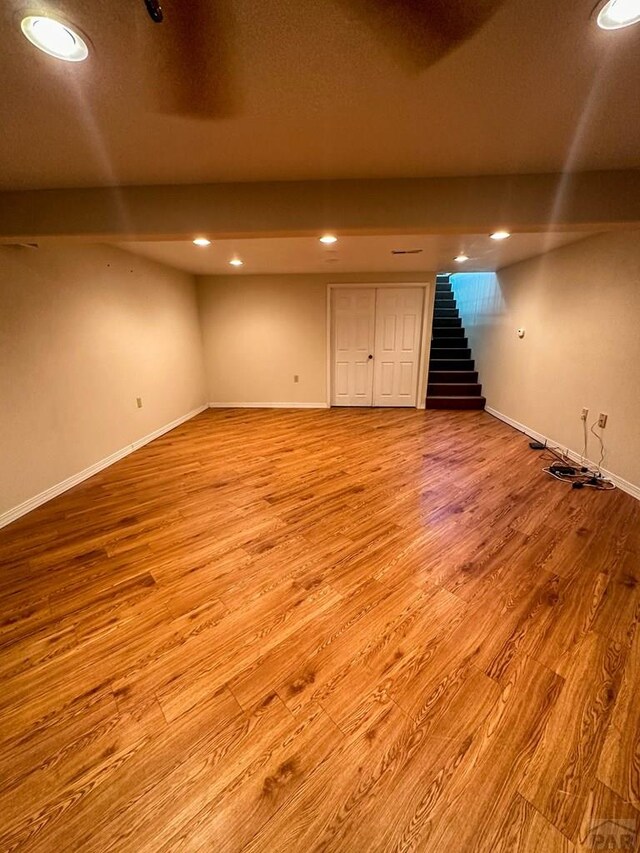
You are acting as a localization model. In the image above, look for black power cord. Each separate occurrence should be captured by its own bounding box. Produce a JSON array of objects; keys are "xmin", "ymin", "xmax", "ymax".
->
[
  {"xmin": 144, "ymin": 0, "xmax": 163, "ymax": 23},
  {"xmin": 529, "ymin": 438, "xmax": 615, "ymax": 491}
]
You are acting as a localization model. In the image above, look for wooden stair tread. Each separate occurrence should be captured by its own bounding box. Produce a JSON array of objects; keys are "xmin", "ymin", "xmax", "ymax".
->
[
  {"xmin": 425, "ymin": 395, "xmax": 486, "ymax": 409},
  {"xmin": 429, "ymin": 394, "xmax": 484, "ymax": 400}
]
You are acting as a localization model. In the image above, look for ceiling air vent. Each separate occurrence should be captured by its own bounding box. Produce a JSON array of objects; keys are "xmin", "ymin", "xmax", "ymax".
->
[{"xmin": 391, "ymin": 249, "xmax": 423, "ymax": 255}]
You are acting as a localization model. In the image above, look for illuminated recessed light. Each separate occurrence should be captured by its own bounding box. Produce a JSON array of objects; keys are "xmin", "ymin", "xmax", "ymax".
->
[
  {"xmin": 192, "ymin": 237, "xmax": 211, "ymax": 247},
  {"xmin": 596, "ymin": 0, "xmax": 640, "ymax": 29},
  {"xmin": 319, "ymin": 234, "xmax": 338, "ymax": 244},
  {"xmin": 21, "ymin": 16, "xmax": 89, "ymax": 62},
  {"xmin": 454, "ymin": 254, "xmax": 469, "ymax": 263},
  {"xmin": 229, "ymin": 258, "xmax": 243, "ymax": 267},
  {"xmin": 490, "ymin": 230, "xmax": 511, "ymax": 241}
]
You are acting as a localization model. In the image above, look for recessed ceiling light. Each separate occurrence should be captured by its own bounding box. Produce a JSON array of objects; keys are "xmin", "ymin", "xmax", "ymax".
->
[
  {"xmin": 596, "ymin": 0, "xmax": 640, "ymax": 29},
  {"xmin": 192, "ymin": 237, "xmax": 211, "ymax": 247},
  {"xmin": 229, "ymin": 258, "xmax": 243, "ymax": 267},
  {"xmin": 490, "ymin": 230, "xmax": 511, "ymax": 241},
  {"xmin": 319, "ymin": 234, "xmax": 338, "ymax": 244},
  {"xmin": 454, "ymin": 254, "xmax": 469, "ymax": 263},
  {"xmin": 21, "ymin": 16, "xmax": 89, "ymax": 62}
]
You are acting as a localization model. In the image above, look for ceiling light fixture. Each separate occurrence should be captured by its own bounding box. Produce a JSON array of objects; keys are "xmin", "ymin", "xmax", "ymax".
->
[
  {"xmin": 454, "ymin": 254, "xmax": 469, "ymax": 263},
  {"xmin": 490, "ymin": 230, "xmax": 511, "ymax": 241},
  {"xmin": 192, "ymin": 237, "xmax": 211, "ymax": 247},
  {"xmin": 21, "ymin": 16, "xmax": 89, "ymax": 62},
  {"xmin": 319, "ymin": 234, "xmax": 338, "ymax": 244},
  {"xmin": 229, "ymin": 258, "xmax": 243, "ymax": 267},
  {"xmin": 595, "ymin": 0, "xmax": 640, "ymax": 29}
]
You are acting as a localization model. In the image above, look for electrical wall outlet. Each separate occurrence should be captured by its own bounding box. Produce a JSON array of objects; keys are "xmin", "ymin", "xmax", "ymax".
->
[
  {"xmin": 598, "ymin": 412, "xmax": 608, "ymax": 428},
  {"xmin": 136, "ymin": 397, "xmax": 143, "ymax": 409},
  {"xmin": 581, "ymin": 408, "xmax": 588, "ymax": 421},
  {"xmin": 293, "ymin": 375, "xmax": 299, "ymax": 383}
]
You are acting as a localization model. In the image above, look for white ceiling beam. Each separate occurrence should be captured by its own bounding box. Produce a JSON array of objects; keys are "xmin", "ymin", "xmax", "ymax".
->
[{"xmin": 0, "ymin": 171, "xmax": 638, "ymax": 243}]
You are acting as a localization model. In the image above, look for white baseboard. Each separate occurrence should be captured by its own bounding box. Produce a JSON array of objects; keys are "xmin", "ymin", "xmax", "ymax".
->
[
  {"xmin": 208, "ymin": 402, "xmax": 329, "ymax": 409},
  {"xmin": 0, "ymin": 404, "xmax": 209, "ymax": 530},
  {"xmin": 485, "ymin": 406, "xmax": 640, "ymax": 501}
]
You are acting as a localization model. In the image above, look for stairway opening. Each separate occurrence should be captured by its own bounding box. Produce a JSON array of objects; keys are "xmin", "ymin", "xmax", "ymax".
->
[{"xmin": 425, "ymin": 273, "xmax": 486, "ymax": 410}]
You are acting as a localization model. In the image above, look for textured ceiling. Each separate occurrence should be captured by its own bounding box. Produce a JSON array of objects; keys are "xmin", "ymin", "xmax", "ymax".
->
[{"xmin": 1, "ymin": 0, "xmax": 639, "ymax": 190}]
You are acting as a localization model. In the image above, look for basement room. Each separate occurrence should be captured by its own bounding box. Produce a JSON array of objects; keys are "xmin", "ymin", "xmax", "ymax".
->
[{"xmin": 1, "ymin": 0, "xmax": 639, "ymax": 851}]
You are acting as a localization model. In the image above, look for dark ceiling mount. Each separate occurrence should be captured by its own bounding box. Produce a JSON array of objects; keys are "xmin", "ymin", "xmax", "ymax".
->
[{"xmin": 144, "ymin": 0, "xmax": 164, "ymax": 23}]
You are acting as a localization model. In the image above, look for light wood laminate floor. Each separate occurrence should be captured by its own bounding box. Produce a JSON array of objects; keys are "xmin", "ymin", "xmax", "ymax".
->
[{"xmin": 1, "ymin": 408, "xmax": 639, "ymax": 852}]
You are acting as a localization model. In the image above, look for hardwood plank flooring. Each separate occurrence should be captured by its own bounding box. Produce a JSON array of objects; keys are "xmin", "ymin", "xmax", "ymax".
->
[{"xmin": 1, "ymin": 407, "xmax": 639, "ymax": 852}]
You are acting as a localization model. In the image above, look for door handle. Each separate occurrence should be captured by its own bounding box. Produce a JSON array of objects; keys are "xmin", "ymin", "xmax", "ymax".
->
[{"xmin": 368, "ymin": 354, "xmax": 373, "ymax": 360}]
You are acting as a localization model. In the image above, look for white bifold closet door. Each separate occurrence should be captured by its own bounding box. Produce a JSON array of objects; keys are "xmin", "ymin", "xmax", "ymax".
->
[
  {"xmin": 372, "ymin": 287, "xmax": 424, "ymax": 407},
  {"xmin": 331, "ymin": 288, "xmax": 376, "ymax": 406},
  {"xmin": 331, "ymin": 287, "xmax": 424, "ymax": 407}
]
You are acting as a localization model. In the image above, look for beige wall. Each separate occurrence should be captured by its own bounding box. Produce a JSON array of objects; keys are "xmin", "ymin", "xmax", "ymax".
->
[
  {"xmin": 0, "ymin": 244, "xmax": 207, "ymax": 518},
  {"xmin": 197, "ymin": 273, "xmax": 433, "ymax": 406},
  {"xmin": 452, "ymin": 231, "xmax": 640, "ymax": 490}
]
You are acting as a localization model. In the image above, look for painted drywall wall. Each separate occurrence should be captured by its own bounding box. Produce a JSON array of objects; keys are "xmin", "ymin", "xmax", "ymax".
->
[
  {"xmin": 197, "ymin": 272, "xmax": 434, "ymax": 406},
  {"xmin": 2, "ymin": 172, "xmax": 640, "ymax": 243},
  {"xmin": 0, "ymin": 244, "xmax": 207, "ymax": 518},
  {"xmin": 452, "ymin": 231, "xmax": 640, "ymax": 491}
]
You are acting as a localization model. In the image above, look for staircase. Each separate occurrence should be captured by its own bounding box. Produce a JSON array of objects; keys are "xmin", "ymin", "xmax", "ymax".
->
[{"xmin": 426, "ymin": 275, "xmax": 486, "ymax": 410}]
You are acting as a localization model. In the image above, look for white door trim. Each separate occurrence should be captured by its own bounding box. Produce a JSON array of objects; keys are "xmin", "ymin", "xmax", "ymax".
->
[{"xmin": 326, "ymin": 280, "xmax": 435, "ymax": 410}]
